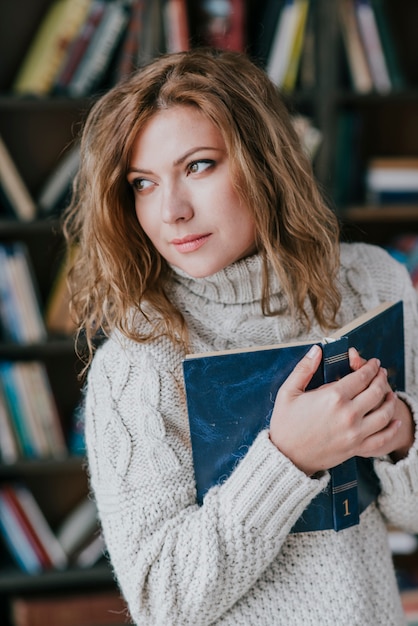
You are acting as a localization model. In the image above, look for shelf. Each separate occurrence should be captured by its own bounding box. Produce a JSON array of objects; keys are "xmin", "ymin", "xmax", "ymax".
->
[
  {"xmin": 0, "ymin": 455, "xmax": 84, "ymax": 477},
  {"xmin": 0, "ymin": 562, "xmax": 113, "ymax": 594},
  {"xmin": 0, "ymin": 338, "xmax": 75, "ymax": 359},
  {"xmin": 343, "ymin": 205, "xmax": 418, "ymax": 222}
]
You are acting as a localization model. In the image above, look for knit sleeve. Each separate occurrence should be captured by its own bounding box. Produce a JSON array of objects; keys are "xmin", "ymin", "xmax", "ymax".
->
[
  {"xmin": 84, "ymin": 335, "xmax": 328, "ymax": 626},
  {"xmin": 346, "ymin": 244, "xmax": 418, "ymax": 532}
]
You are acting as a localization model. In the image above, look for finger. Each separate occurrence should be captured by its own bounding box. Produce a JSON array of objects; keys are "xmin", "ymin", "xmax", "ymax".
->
[
  {"xmin": 351, "ymin": 367, "xmax": 392, "ymax": 416},
  {"xmin": 281, "ymin": 344, "xmax": 323, "ymax": 394},
  {"xmin": 348, "ymin": 347, "xmax": 366, "ymax": 371},
  {"xmin": 336, "ymin": 357, "xmax": 381, "ymax": 401},
  {"xmin": 359, "ymin": 390, "xmax": 398, "ymax": 443}
]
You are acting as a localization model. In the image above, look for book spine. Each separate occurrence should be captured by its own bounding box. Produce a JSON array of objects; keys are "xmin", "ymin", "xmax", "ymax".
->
[
  {"xmin": 0, "ymin": 245, "xmax": 21, "ymax": 342},
  {"xmin": 0, "ymin": 362, "xmax": 37, "ymax": 458},
  {"xmin": 68, "ymin": 1, "xmax": 130, "ymax": 97},
  {"xmin": 163, "ymin": 0, "xmax": 190, "ymax": 53},
  {"xmin": 26, "ymin": 362, "xmax": 67, "ymax": 458},
  {"xmin": 0, "ymin": 491, "xmax": 43, "ymax": 574},
  {"xmin": 8, "ymin": 363, "xmax": 48, "ymax": 458},
  {"xmin": 371, "ymin": 0, "xmax": 405, "ymax": 89},
  {"xmin": 14, "ymin": 485, "xmax": 68, "ymax": 570},
  {"xmin": 282, "ymin": 0, "xmax": 311, "ymax": 93},
  {"xmin": 337, "ymin": 0, "xmax": 373, "ymax": 93},
  {"xmin": 53, "ymin": 0, "xmax": 107, "ymax": 93},
  {"xmin": 266, "ymin": 0, "xmax": 300, "ymax": 87},
  {"xmin": 0, "ymin": 136, "xmax": 36, "ymax": 222},
  {"xmin": 12, "ymin": 0, "xmax": 92, "ymax": 95},
  {"xmin": 354, "ymin": 0, "xmax": 391, "ymax": 93},
  {"xmin": 0, "ymin": 385, "xmax": 20, "ymax": 463},
  {"xmin": 322, "ymin": 339, "xmax": 360, "ymax": 530},
  {"xmin": 7, "ymin": 243, "xmax": 47, "ymax": 343},
  {"xmin": 1, "ymin": 485, "xmax": 54, "ymax": 569}
]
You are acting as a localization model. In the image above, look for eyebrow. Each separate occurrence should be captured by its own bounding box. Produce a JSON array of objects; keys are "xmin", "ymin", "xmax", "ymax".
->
[{"xmin": 127, "ymin": 146, "xmax": 223, "ymax": 174}]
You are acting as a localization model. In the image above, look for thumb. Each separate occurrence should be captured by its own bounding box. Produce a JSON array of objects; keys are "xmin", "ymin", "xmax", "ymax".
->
[{"xmin": 282, "ymin": 344, "xmax": 322, "ymax": 394}]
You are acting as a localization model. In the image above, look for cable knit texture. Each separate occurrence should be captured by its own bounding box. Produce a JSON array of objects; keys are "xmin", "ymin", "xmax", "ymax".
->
[{"xmin": 85, "ymin": 242, "xmax": 418, "ymax": 625}]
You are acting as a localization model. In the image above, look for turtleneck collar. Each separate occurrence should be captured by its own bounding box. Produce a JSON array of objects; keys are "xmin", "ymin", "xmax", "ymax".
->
[{"xmin": 169, "ymin": 253, "xmax": 286, "ymax": 308}]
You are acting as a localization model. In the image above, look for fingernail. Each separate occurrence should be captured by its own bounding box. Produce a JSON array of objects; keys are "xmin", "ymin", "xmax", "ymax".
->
[{"xmin": 306, "ymin": 344, "xmax": 320, "ymax": 359}]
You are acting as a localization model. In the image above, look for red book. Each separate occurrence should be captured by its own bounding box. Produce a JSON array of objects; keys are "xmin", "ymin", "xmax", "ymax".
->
[{"xmin": 1, "ymin": 485, "xmax": 53, "ymax": 569}]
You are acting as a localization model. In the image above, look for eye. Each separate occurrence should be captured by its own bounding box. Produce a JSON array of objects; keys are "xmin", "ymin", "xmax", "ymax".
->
[
  {"xmin": 188, "ymin": 159, "xmax": 214, "ymax": 175},
  {"xmin": 130, "ymin": 178, "xmax": 153, "ymax": 192}
]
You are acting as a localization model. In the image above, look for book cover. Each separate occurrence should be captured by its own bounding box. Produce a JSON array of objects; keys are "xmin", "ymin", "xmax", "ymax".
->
[{"xmin": 183, "ymin": 300, "xmax": 404, "ymax": 533}]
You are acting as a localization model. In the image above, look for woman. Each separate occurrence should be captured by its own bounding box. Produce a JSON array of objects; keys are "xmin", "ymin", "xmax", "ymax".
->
[{"xmin": 64, "ymin": 48, "xmax": 418, "ymax": 625}]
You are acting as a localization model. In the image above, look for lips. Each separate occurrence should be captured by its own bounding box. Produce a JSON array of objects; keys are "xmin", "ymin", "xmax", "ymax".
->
[{"xmin": 171, "ymin": 233, "xmax": 211, "ymax": 253}]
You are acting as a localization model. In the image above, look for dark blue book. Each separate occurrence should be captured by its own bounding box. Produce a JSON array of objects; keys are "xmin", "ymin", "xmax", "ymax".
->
[{"xmin": 183, "ymin": 300, "xmax": 404, "ymax": 532}]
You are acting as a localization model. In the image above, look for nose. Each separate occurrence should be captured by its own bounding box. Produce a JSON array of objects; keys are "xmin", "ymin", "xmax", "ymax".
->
[{"xmin": 161, "ymin": 180, "xmax": 194, "ymax": 224}]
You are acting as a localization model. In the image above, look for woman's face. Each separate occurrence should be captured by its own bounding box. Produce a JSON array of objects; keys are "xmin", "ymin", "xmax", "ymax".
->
[{"xmin": 127, "ymin": 105, "xmax": 257, "ymax": 278}]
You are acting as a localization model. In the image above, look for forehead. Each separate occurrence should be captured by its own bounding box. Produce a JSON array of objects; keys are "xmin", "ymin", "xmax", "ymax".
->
[{"xmin": 130, "ymin": 105, "xmax": 226, "ymax": 161}]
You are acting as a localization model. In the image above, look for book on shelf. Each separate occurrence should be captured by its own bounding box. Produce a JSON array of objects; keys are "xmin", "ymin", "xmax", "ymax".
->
[
  {"xmin": 0, "ymin": 361, "xmax": 67, "ymax": 461},
  {"xmin": 37, "ymin": 143, "xmax": 80, "ymax": 215},
  {"xmin": 53, "ymin": 0, "xmax": 107, "ymax": 94},
  {"xmin": 366, "ymin": 157, "xmax": 418, "ymax": 205},
  {"xmin": 10, "ymin": 589, "xmax": 129, "ymax": 626},
  {"xmin": 281, "ymin": 0, "xmax": 311, "ymax": 93},
  {"xmin": 66, "ymin": 0, "xmax": 131, "ymax": 97},
  {"xmin": 56, "ymin": 497, "xmax": 99, "ymax": 559},
  {"xmin": 0, "ymin": 136, "xmax": 37, "ymax": 222},
  {"xmin": 266, "ymin": 0, "xmax": 307, "ymax": 89},
  {"xmin": 12, "ymin": 0, "xmax": 92, "ymax": 96},
  {"xmin": 0, "ymin": 483, "xmax": 68, "ymax": 574},
  {"xmin": 183, "ymin": 300, "xmax": 404, "ymax": 533},
  {"xmin": 136, "ymin": 0, "xmax": 166, "ymax": 68},
  {"xmin": 354, "ymin": 0, "xmax": 391, "ymax": 93},
  {"xmin": 0, "ymin": 489, "xmax": 43, "ymax": 575},
  {"xmin": 371, "ymin": 0, "xmax": 405, "ymax": 90},
  {"xmin": 253, "ymin": 0, "xmax": 285, "ymax": 67},
  {"xmin": 45, "ymin": 246, "xmax": 77, "ymax": 336},
  {"xmin": 163, "ymin": 0, "xmax": 190, "ymax": 53},
  {"xmin": 114, "ymin": 0, "xmax": 148, "ymax": 79},
  {"xmin": 337, "ymin": 0, "xmax": 374, "ymax": 93},
  {"xmin": 332, "ymin": 110, "xmax": 364, "ymax": 207},
  {"xmin": 402, "ymin": 588, "xmax": 418, "ymax": 626},
  {"xmin": 0, "ymin": 242, "xmax": 47, "ymax": 344},
  {"xmin": 199, "ymin": 0, "xmax": 247, "ymax": 52},
  {"xmin": 0, "ymin": 383, "xmax": 20, "ymax": 464}
]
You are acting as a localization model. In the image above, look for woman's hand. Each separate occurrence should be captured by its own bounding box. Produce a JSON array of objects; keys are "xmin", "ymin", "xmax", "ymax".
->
[
  {"xmin": 349, "ymin": 347, "xmax": 415, "ymax": 463},
  {"xmin": 269, "ymin": 345, "xmax": 409, "ymax": 476}
]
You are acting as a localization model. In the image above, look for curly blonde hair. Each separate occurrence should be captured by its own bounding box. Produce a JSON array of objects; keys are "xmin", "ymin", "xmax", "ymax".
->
[{"xmin": 64, "ymin": 48, "xmax": 341, "ymax": 368}]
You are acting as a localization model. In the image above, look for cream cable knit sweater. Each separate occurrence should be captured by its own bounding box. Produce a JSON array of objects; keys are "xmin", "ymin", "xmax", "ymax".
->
[{"xmin": 85, "ymin": 242, "xmax": 418, "ymax": 626}]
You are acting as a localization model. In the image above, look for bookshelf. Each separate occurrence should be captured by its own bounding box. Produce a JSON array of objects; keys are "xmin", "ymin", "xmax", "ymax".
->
[{"xmin": 0, "ymin": 0, "xmax": 417, "ymax": 624}]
